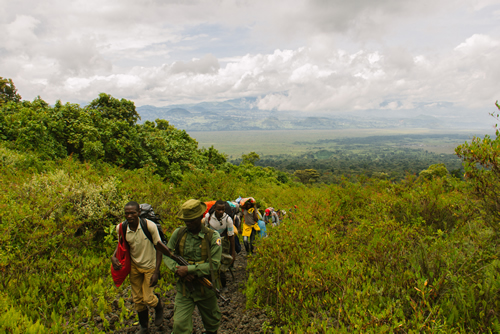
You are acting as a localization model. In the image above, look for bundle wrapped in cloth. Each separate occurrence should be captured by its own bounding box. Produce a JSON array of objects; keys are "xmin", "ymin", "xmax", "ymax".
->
[{"xmin": 239, "ymin": 197, "xmax": 255, "ymax": 207}]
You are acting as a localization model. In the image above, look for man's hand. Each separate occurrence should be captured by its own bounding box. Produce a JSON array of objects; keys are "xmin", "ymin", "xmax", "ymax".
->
[
  {"xmin": 149, "ymin": 271, "xmax": 160, "ymax": 287},
  {"xmin": 111, "ymin": 256, "xmax": 122, "ymax": 271},
  {"xmin": 176, "ymin": 266, "xmax": 195, "ymax": 282},
  {"xmin": 176, "ymin": 265, "xmax": 189, "ymax": 277}
]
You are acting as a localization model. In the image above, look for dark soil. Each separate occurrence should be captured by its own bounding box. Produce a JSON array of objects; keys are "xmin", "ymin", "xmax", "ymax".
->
[{"xmin": 98, "ymin": 252, "xmax": 272, "ymax": 333}]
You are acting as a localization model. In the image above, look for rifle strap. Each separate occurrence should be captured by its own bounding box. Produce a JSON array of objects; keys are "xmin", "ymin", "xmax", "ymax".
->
[{"xmin": 202, "ymin": 225, "xmax": 218, "ymax": 290}]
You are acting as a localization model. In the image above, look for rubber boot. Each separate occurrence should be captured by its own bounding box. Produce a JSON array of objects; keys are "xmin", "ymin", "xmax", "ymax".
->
[
  {"xmin": 137, "ymin": 310, "xmax": 149, "ymax": 334},
  {"xmin": 220, "ymin": 271, "xmax": 227, "ymax": 288},
  {"xmin": 154, "ymin": 293, "xmax": 163, "ymax": 327}
]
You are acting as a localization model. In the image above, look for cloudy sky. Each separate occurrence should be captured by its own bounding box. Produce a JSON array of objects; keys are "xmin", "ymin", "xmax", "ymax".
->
[{"xmin": 1, "ymin": 0, "xmax": 500, "ymax": 117}]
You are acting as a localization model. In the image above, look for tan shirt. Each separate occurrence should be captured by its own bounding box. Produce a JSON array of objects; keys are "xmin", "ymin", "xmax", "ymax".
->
[{"xmin": 116, "ymin": 219, "xmax": 160, "ymax": 269}]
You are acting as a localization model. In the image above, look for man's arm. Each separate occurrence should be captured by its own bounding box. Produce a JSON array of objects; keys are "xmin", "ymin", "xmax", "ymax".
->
[
  {"xmin": 228, "ymin": 235, "xmax": 235, "ymax": 265},
  {"xmin": 111, "ymin": 243, "xmax": 122, "ymax": 271},
  {"xmin": 251, "ymin": 204, "xmax": 259, "ymax": 221},
  {"xmin": 226, "ymin": 217, "xmax": 236, "ymax": 264},
  {"xmin": 163, "ymin": 228, "xmax": 180, "ymax": 273},
  {"xmin": 149, "ymin": 246, "xmax": 163, "ymax": 287}
]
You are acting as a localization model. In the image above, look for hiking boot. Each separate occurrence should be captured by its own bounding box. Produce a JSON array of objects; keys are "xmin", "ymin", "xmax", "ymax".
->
[
  {"xmin": 220, "ymin": 271, "xmax": 227, "ymax": 288},
  {"xmin": 137, "ymin": 310, "xmax": 149, "ymax": 333},
  {"xmin": 154, "ymin": 293, "xmax": 163, "ymax": 327},
  {"xmin": 137, "ymin": 327, "xmax": 149, "ymax": 334}
]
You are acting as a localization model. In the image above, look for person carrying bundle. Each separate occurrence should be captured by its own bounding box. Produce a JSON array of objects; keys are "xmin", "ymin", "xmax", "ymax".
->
[{"xmin": 264, "ymin": 207, "xmax": 280, "ymax": 227}]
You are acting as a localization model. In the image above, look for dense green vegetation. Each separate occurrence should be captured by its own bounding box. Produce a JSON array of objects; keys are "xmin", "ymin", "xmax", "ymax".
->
[
  {"xmin": 1, "ymin": 78, "xmax": 499, "ymax": 333},
  {"xmin": 0, "ymin": 81, "xmax": 228, "ymax": 183},
  {"xmin": 232, "ymin": 134, "xmax": 465, "ymax": 183}
]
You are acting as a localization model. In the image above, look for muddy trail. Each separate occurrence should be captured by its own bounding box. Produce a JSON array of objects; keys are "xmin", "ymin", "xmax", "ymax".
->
[{"xmin": 97, "ymin": 252, "xmax": 273, "ymax": 333}]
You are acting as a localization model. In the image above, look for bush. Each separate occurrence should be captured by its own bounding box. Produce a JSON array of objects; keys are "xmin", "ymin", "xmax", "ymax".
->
[{"xmin": 246, "ymin": 175, "xmax": 500, "ymax": 333}]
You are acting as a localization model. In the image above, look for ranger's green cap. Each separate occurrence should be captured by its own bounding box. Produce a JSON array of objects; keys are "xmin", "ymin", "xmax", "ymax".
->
[{"xmin": 177, "ymin": 199, "xmax": 207, "ymax": 220}]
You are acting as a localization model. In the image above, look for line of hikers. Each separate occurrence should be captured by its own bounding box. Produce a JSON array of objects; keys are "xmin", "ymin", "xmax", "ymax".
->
[{"xmin": 110, "ymin": 198, "xmax": 286, "ymax": 334}]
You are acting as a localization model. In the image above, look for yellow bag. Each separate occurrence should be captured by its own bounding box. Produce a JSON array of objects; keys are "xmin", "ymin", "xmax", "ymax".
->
[{"xmin": 242, "ymin": 222, "xmax": 260, "ymax": 237}]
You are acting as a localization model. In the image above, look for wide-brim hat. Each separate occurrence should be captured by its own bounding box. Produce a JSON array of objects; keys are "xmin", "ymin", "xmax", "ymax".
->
[{"xmin": 177, "ymin": 199, "xmax": 207, "ymax": 220}]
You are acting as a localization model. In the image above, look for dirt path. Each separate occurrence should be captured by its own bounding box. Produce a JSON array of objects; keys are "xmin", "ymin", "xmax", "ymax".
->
[{"xmin": 104, "ymin": 252, "xmax": 272, "ymax": 333}]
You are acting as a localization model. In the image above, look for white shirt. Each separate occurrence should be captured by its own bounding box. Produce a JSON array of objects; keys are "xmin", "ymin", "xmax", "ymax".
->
[{"xmin": 204, "ymin": 212, "xmax": 234, "ymax": 237}]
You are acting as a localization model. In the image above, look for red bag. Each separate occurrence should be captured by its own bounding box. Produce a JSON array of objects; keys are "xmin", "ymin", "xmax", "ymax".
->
[
  {"xmin": 203, "ymin": 200, "xmax": 216, "ymax": 216},
  {"xmin": 111, "ymin": 223, "xmax": 131, "ymax": 287}
]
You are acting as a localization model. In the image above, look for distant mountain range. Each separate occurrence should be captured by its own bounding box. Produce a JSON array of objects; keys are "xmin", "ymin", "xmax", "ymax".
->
[{"xmin": 136, "ymin": 97, "xmax": 491, "ymax": 131}]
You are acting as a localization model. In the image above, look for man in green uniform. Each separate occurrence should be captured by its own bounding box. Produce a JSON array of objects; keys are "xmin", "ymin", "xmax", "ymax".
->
[{"xmin": 163, "ymin": 199, "xmax": 222, "ymax": 334}]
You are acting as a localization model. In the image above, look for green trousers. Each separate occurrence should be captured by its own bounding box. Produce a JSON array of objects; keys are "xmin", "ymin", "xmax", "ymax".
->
[{"xmin": 172, "ymin": 285, "xmax": 221, "ymax": 334}]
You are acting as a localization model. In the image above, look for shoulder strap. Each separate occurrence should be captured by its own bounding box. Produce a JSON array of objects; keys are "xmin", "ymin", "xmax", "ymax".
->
[
  {"xmin": 202, "ymin": 225, "xmax": 218, "ymax": 288},
  {"xmin": 121, "ymin": 221, "xmax": 128, "ymax": 241},
  {"xmin": 174, "ymin": 226, "xmax": 215, "ymax": 263},
  {"xmin": 175, "ymin": 226, "xmax": 188, "ymax": 256},
  {"xmin": 120, "ymin": 222, "xmax": 130, "ymax": 249},
  {"xmin": 140, "ymin": 218, "xmax": 154, "ymax": 244}
]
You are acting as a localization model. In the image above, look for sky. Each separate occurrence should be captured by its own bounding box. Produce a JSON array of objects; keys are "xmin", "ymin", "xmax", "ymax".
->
[{"xmin": 1, "ymin": 0, "xmax": 500, "ymax": 118}]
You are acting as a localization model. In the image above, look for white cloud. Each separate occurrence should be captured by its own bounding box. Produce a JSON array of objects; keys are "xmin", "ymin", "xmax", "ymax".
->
[
  {"xmin": 0, "ymin": 0, "xmax": 499, "ymax": 114},
  {"xmin": 454, "ymin": 34, "xmax": 499, "ymax": 52}
]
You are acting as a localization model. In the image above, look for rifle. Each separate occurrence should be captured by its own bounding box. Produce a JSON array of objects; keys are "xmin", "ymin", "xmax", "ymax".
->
[{"xmin": 168, "ymin": 252, "xmax": 230, "ymax": 303}]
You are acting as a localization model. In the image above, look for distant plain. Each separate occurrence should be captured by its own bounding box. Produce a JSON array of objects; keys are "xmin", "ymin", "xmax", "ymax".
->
[{"xmin": 188, "ymin": 128, "xmax": 491, "ymax": 159}]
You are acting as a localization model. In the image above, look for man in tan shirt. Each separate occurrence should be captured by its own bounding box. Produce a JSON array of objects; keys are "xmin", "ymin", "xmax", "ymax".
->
[{"xmin": 111, "ymin": 201, "xmax": 168, "ymax": 333}]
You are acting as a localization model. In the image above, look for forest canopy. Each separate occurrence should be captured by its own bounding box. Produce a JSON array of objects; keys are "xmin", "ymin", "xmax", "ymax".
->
[{"xmin": 0, "ymin": 79, "xmax": 227, "ymax": 182}]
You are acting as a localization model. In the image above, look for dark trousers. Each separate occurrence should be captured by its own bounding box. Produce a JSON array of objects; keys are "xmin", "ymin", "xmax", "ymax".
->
[
  {"xmin": 243, "ymin": 229, "xmax": 256, "ymax": 254},
  {"xmin": 234, "ymin": 234, "xmax": 242, "ymax": 254}
]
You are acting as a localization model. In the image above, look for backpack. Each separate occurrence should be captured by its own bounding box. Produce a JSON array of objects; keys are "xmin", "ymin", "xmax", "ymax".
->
[{"xmin": 140, "ymin": 203, "xmax": 161, "ymax": 224}]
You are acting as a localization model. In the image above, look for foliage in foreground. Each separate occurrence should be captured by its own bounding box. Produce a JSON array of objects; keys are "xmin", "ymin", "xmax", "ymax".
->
[{"xmin": 0, "ymin": 141, "xmax": 289, "ymax": 333}]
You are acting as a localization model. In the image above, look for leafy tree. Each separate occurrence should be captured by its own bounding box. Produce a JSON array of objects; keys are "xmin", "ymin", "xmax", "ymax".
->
[
  {"xmin": 242, "ymin": 151, "xmax": 260, "ymax": 166},
  {"xmin": 294, "ymin": 168, "xmax": 320, "ymax": 184},
  {"xmin": 86, "ymin": 93, "xmax": 140, "ymax": 126},
  {"xmin": 0, "ymin": 77, "xmax": 21, "ymax": 105},
  {"xmin": 419, "ymin": 163, "xmax": 448, "ymax": 179},
  {"xmin": 52, "ymin": 100, "xmax": 104, "ymax": 160},
  {"xmin": 139, "ymin": 120, "xmax": 204, "ymax": 182},
  {"xmin": 201, "ymin": 145, "xmax": 227, "ymax": 167},
  {"xmin": 455, "ymin": 104, "xmax": 500, "ymax": 232},
  {"xmin": 0, "ymin": 97, "xmax": 66, "ymax": 159}
]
